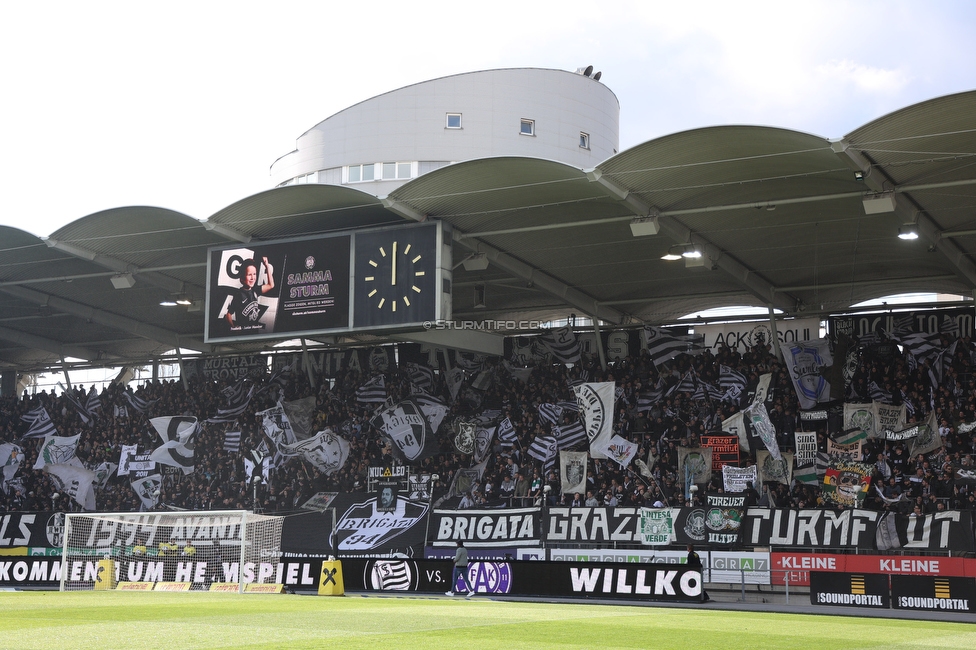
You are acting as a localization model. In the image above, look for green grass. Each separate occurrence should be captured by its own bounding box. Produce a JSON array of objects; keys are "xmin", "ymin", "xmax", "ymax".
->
[{"xmin": 0, "ymin": 592, "xmax": 974, "ymax": 650}]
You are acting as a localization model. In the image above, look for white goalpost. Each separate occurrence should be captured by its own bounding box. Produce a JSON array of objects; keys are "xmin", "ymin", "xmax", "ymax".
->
[{"xmin": 60, "ymin": 510, "xmax": 284, "ymax": 593}]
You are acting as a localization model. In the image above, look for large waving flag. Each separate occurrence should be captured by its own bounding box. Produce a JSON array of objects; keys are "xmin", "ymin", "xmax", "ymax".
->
[
  {"xmin": 370, "ymin": 398, "xmax": 443, "ymax": 463},
  {"xmin": 643, "ymin": 326, "xmax": 704, "ymax": 367},
  {"xmin": 573, "ymin": 382, "xmax": 615, "ymax": 459},
  {"xmin": 20, "ymin": 407, "xmax": 57, "ymax": 439},
  {"xmin": 149, "ymin": 416, "xmax": 197, "ymax": 474}
]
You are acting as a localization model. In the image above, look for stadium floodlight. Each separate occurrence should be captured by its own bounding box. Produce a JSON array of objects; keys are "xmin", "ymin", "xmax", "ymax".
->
[
  {"xmin": 898, "ymin": 224, "xmax": 919, "ymax": 240},
  {"xmin": 60, "ymin": 510, "xmax": 283, "ymax": 594}
]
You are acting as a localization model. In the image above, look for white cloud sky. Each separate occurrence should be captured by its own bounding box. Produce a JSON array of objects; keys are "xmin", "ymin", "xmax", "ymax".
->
[{"xmin": 1, "ymin": 0, "xmax": 973, "ymax": 236}]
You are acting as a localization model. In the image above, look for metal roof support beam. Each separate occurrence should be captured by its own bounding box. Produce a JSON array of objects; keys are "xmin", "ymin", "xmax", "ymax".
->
[
  {"xmin": 0, "ymin": 326, "xmax": 102, "ymax": 362},
  {"xmin": 380, "ymin": 197, "xmax": 427, "ymax": 222},
  {"xmin": 586, "ymin": 168, "xmax": 797, "ymax": 314},
  {"xmin": 43, "ymin": 238, "xmax": 193, "ymax": 295},
  {"xmin": 202, "ymin": 221, "xmax": 252, "ymax": 244},
  {"xmin": 0, "ymin": 285, "xmax": 212, "ymax": 354},
  {"xmin": 655, "ymin": 215, "xmax": 798, "ymax": 314},
  {"xmin": 585, "ymin": 168, "xmax": 656, "ymax": 217},
  {"xmin": 452, "ymin": 229, "xmax": 627, "ymax": 324},
  {"xmin": 830, "ymin": 138, "xmax": 976, "ymax": 288}
]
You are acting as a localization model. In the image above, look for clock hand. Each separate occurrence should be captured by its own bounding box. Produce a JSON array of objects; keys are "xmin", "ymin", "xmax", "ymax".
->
[{"xmin": 391, "ymin": 241, "xmax": 397, "ymax": 286}]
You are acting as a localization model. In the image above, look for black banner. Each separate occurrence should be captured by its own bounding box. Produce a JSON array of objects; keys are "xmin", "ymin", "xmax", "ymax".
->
[
  {"xmin": 672, "ymin": 495, "xmax": 745, "ymax": 547},
  {"xmin": 432, "ymin": 508, "xmax": 542, "ymax": 547},
  {"xmin": 545, "ymin": 507, "xmax": 642, "ymax": 544},
  {"xmin": 327, "ymin": 493, "xmax": 429, "ymax": 557},
  {"xmin": 271, "ymin": 346, "xmax": 397, "ymax": 378},
  {"xmin": 891, "ymin": 575, "xmax": 976, "ymax": 613},
  {"xmin": 340, "ymin": 558, "xmax": 702, "ymax": 601},
  {"xmin": 742, "ymin": 508, "xmax": 874, "ymax": 550},
  {"xmin": 810, "ymin": 571, "xmax": 890, "ymax": 608},
  {"xmin": 828, "ymin": 307, "xmax": 974, "ymax": 340},
  {"xmin": 0, "ymin": 512, "xmax": 63, "ymax": 549},
  {"xmin": 0, "ymin": 556, "xmax": 62, "ymax": 588},
  {"xmin": 181, "ymin": 355, "xmax": 267, "ymax": 381},
  {"xmin": 876, "ymin": 511, "xmax": 976, "ymax": 552}
]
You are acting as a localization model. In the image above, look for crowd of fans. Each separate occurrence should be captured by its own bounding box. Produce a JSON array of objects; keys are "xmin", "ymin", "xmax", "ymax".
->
[{"xmin": 1, "ymin": 329, "xmax": 974, "ymax": 518}]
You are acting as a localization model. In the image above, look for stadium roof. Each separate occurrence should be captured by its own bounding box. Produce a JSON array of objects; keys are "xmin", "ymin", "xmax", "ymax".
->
[{"xmin": 1, "ymin": 90, "xmax": 975, "ymax": 372}]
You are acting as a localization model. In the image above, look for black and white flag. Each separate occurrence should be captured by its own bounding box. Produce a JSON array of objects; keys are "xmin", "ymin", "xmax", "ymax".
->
[
  {"xmin": 643, "ymin": 326, "xmax": 704, "ymax": 367},
  {"xmin": 356, "ymin": 375, "xmax": 388, "ymax": 404},
  {"xmin": 124, "ymin": 389, "xmax": 157, "ymax": 414},
  {"xmin": 370, "ymin": 399, "xmax": 443, "ymax": 463},
  {"xmin": 719, "ymin": 365, "xmax": 748, "ymax": 403},
  {"xmin": 20, "ymin": 407, "xmax": 57, "ymax": 439},
  {"xmin": 223, "ymin": 430, "xmax": 242, "ymax": 453},
  {"xmin": 552, "ymin": 420, "xmax": 587, "ymax": 450},
  {"xmin": 527, "ymin": 435, "xmax": 558, "ymax": 474},
  {"xmin": 573, "ymin": 382, "xmax": 615, "ymax": 459},
  {"xmin": 207, "ymin": 385, "xmax": 254, "ymax": 423},
  {"xmin": 539, "ymin": 326, "xmax": 581, "ymax": 365},
  {"xmin": 497, "ymin": 417, "xmax": 518, "ymax": 448}
]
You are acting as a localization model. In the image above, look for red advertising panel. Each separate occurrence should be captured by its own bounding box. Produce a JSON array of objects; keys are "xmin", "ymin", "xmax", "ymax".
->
[{"xmin": 772, "ymin": 552, "xmax": 976, "ymax": 586}]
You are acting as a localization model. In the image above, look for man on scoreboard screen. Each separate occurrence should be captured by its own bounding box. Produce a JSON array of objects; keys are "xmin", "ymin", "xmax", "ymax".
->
[{"xmin": 223, "ymin": 257, "xmax": 275, "ymax": 332}]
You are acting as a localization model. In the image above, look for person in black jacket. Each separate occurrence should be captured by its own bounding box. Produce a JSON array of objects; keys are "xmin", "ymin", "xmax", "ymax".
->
[{"xmin": 686, "ymin": 544, "xmax": 710, "ymax": 602}]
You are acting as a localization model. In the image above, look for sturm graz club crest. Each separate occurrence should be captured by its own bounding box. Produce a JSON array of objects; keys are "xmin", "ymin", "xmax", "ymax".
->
[{"xmin": 366, "ymin": 560, "xmax": 418, "ymax": 591}]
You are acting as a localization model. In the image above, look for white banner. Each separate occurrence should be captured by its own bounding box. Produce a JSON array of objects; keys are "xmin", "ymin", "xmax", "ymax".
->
[
  {"xmin": 722, "ymin": 465, "xmax": 758, "ymax": 492},
  {"xmin": 696, "ymin": 318, "xmax": 821, "ymax": 353},
  {"xmin": 559, "ymin": 450, "xmax": 588, "ymax": 495},
  {"xmin": 784, "ymin": 340, "xmax": 832, "ymax": 410},
  {"xmin": 794, "ymin": 431, "xmax": 818, "ymax": 467},
  {"xmin": 638, "ymin": 508, "xmax": 676, "ymax": 546},
  {"xmin": 573, "ymin": 382, "xmax": 615, "ymax": 459}
]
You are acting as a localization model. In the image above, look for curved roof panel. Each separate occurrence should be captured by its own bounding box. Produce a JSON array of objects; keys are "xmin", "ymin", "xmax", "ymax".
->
[{"xmin": 1, "ymin": 88, "xmax": 975, "ymax": 372}]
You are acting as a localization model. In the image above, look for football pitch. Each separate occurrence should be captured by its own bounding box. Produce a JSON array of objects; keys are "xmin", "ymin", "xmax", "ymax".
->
[{"xmin": 1, "ymin": 592, "xmax": 974, "ymax": 650}]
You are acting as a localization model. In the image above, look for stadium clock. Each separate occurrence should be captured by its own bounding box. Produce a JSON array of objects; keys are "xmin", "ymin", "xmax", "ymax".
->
[{"xmin": 353, "ymin": 224, "xmax": 439, "ymax": 328}]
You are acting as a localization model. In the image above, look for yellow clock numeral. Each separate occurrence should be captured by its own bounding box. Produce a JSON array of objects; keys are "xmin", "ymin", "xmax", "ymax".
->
[
  {"xmin": 365, "ymin": 276, "xmax": 374, "ymax": 281},
  {"xmin": 369, "ymin": 260, "xmax": 378, "ymax": 268},
  {"xmin": 403, "ymin": 244, "xmax": 411, "ymax": 255},
  {"xmin": 415, "ymin": 271, "xmax": 425, "ymax": 277},
  {"xmin": 368, "ymin": 289, "xmax": 377, "ymax": 297},
  {"xmin": 392, "ymin": 300, "xmax": 397, "ymax": 312},
  {"xmin": 379, "ymin": 247, "xmax": 386, "ymax": 257},
  {"xmin": 412, "ymin": 285, "xmax": 421, "ymax": 293},
  {"xmin": 412, "ymin": 255, "xmax": 421, "ymax": 263},
  {"xmin": 377, "ymin": 298, "xmax": 385, "ymax": 309},
  {"xmin": 403, "ymin": 296, "xmax": 410, "ymax": 306}
]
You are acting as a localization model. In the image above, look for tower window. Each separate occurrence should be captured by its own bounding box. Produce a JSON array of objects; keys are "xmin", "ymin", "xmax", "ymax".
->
[
  {"xmin": 579, "ymin": 132, "xmax": 590, "ymax": 149},
  {"xmin": 446, "ymin": 113, "xmax": 462, "ymax": 129},
  {"xmin": 520, "ymin": 119, "xmax": 535, "ymax": 136}
]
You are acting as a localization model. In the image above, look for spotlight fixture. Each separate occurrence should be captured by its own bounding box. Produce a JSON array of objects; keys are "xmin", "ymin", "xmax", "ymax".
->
[
  {"xmin": 898, "ymin": 224, "xmax": 919, "ymax": 240},
  {"xmin": 660, "ymin": 245, "xmax": 683, "ymax": 261},
  {"xmin": 159, "ymin": 299, "xmax": 178, "ymax": 307},
  {"xmin": 862, "ymin": 193, "xmax": 896, "ymax": 214},
  {"xmin": 460, "ymin": 253, "xmax": 489, "ymax": 272},
  {"xmin": 661, "ymin": 243, "xmax": 702, "ymax": 261},
  {"xmin": 629, "ymin": 215, "xmax": 660, "ymax": 237},
  {"xmin": 110, "ymin": 273, "xmax": 136, "ymax": 289},
  {"xmin": 853, "ymin": 171, "xmax": 864, "ymax": 181}
]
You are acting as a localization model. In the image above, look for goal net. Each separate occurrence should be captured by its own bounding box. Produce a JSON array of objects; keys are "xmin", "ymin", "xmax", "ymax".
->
[{"xmin": 60, "ymin": 510, "xmax": 284, "ymax": 592}]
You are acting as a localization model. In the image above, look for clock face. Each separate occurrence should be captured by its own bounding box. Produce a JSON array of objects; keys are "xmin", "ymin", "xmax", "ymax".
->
[{"xmin": 353, "ymin": 226, "xmax": 437, "ymax": 327}]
